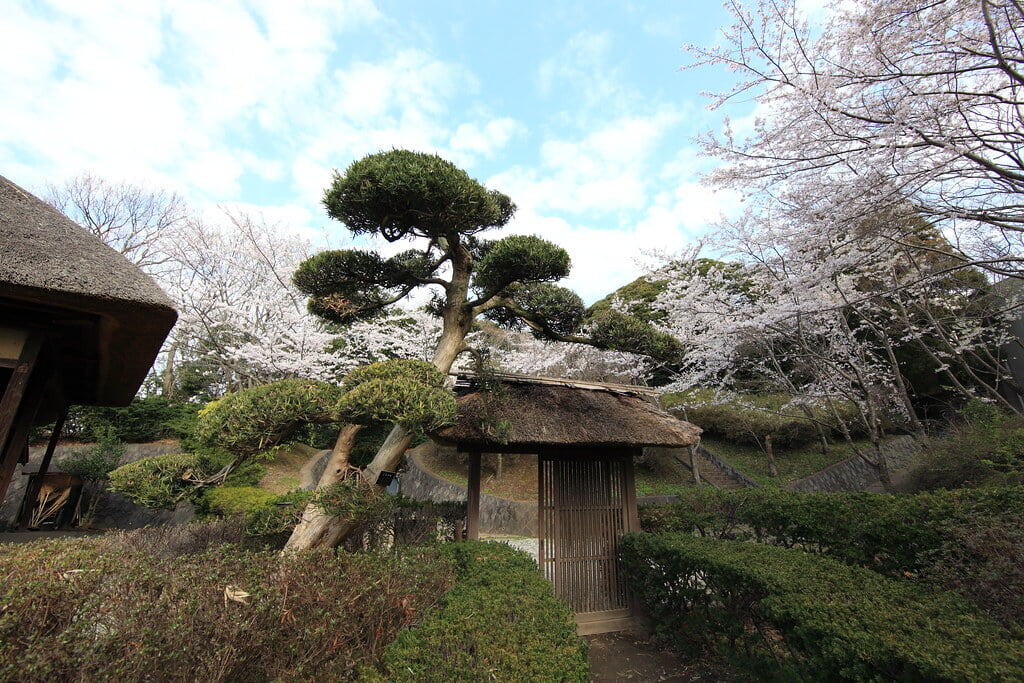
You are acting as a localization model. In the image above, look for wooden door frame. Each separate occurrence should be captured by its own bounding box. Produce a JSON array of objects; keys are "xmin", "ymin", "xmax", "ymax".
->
[{"xmin": 537, "ymin": 447, "xmax": 641, "ymax": 635}]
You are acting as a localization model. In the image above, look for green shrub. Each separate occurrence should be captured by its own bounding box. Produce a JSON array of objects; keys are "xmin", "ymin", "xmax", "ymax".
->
[
  {"xmin": 639, "ymin": 486, "xmax": 1024, "ymax": 575},
  {"xmin": 0, "ymin": 534, "xmax": 455, "ymax": 681},
  {"xmin": 203, "ymin": 486, "xmax": 278, "ymax": 516},
  {"xmin": 375, "ymin": 541, "xmax": 589, "ymax": 682},
  {"xmin": 663, "ymin": 389, "xmax": 863, "ymax": 447},
  {"xmin": 61, "ymin": 396, "xmax": 200, "ymax": 443},
  {"xmin": 201, "ymin": 486, "xmax": 313, "ymax": 538},
  {"xmin": 621, "ymin": 533, "xmax": 1023, "ymax": 681},
  {"xmin": 920, "ymin": 513, "xmax": 1024, "ymax": 631},
  {"xmin": 911, "ymin": 402, "xmax": 1024, "ymax": 490},
  {"xmin": 107, "ymin": 453, "xmax": 206, "ymax": 509}
]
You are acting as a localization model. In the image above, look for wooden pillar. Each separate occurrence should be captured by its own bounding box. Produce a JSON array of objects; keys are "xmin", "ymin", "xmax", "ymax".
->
[
  {"xmin": 0, "ymin": 336, "xmax": 43, "ymax": 501},
  {"xmin": 623, "ymin": 448, "xmax": 641, "ymax": 533},
  {"xmin": 466, "ymin": 450, "xmax": 481, "ymax": 541},
  {"xmin": 19, "ymin": 406, "xmax": 67, "ymax": 530}
]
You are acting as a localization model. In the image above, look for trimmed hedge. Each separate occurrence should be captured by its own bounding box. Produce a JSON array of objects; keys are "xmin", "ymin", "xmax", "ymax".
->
[
  {"xmin": 663, "ymin": 389, "xmax": 863, "ymax": 447},
  {"xmin": 621, "ymin": 533, "xmax": 1024, "ymax": 681},
  {"xmin": 0, "ymin": 533, "xmax": 454, "ymax": 681},
  {"xmin": 373, "ymin": 541, "xmax": 589, "ymax": 682},
  {"xmin": 639, "ymin": 485, "xmax": 1024, "ymax": 574}
]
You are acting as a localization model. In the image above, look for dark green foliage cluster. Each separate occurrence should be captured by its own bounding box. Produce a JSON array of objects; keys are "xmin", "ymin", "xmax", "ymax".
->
[
  {"xmin": 338, "ymin": 359, "xmax": 456, "ymax": 432},
  {"xmin": 663, "ymin": 389, "xmax": 862, "ymax": 447},
  {"xmin": 620, "ymin": 533, "xmax": 1022, "ymax": 681},
  {"xmin": 107, "ymin": 453, "xmax": 206, "ymax": 509},
  {"xmin": 920, "ymin": 513, "xmax": 1024, "ymax": 631},
  {"xmin": 587, "ymin": 309, "xmax": 684, "ymax": 363},
  {"xmin": 58, "ymin": 427, "xmax": 125, "ymax": 481},
  {"xmin": 0, "ymin": 532, "xmax": 454, "ymax": 681},
  {"xmin": 323, "ymin": 150, "xmax": 514, "ymax": 241},
  {"xmin": 61, "ymin": 395, "xmax": 199, "ymax": 443},
  {"xmin": 485, "ymin": 282, "xmax": 586, "ymax": 338},
  {"xmin": 473, "ymin": 235, "xmax": 570, "ymax": 294},
  {"xmin": 194, "ymin": 379, "xmax": 344, "ymax": 457},
  {"xmin": 912, "ymin": 401, "xmax": 1024, "ymax": 489},
  {"xmin": 375, "ymin": 541, "xmax": 589, "ymax": 682},
  {"xmin": 294, "ymin": 249, "xmax": 433, "ymax": 323},
  {"xmin": 638, "ymin": 486, "xmax": 1024, "ymax": 575}
]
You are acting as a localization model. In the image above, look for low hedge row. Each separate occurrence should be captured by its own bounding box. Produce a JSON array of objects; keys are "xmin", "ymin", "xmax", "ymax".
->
[
  {"xmin": 372, "ymin": 541, "xmax": 589, "ymax": 682},
  {"xmin": 620, "ymin": 532, "xmax": 1024, "ymax": 681},
  {"xmin": 0, "ymin": 533, "xmax": 454, "ymax": 681},
  {"xmin": 639, "ymin": 485, "xmax": 1024, "ymax": 574},
  {"xmin": 662, "ymin": 389, "xmax": 864, "ymax": 447}
]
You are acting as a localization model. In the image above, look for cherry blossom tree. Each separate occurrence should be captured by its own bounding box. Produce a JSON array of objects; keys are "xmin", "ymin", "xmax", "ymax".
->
[
  {"xmin": 691, "ymin": 0, "xmax": 1024, "ymax": 280},
  {"xmin": 656, "ymin": 211, "xmax": 1019, "ymax": 488}
]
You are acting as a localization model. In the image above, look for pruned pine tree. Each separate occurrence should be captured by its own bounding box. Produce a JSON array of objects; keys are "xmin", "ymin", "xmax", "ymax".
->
[{"xmin": 286, "ymin": 149, "xmax": 679, "ymax": 548}]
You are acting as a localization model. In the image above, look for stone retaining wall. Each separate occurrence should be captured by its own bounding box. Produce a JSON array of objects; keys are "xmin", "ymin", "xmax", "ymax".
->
[
  {"xmin": 1, "ymin": 443, "xmax": 192, "ymax": 530},
  {"xmin": 786, "ymin": 435, "xmax": 922, "ymax": 493},
  {"xmin": 399, "ymin": 441, "xmax": 538, "ymax": 536}
]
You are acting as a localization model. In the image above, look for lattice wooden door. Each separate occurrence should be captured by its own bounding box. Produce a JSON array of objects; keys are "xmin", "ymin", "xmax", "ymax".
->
[{"xmin": 538, "ymin": 453, "xmax": 636, "ymax": 629}]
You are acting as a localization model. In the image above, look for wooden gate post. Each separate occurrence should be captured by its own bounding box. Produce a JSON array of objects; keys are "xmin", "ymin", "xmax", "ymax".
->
[{"xmin": 466, "ymin": 450, "xmax": 481, "ymax": 540}]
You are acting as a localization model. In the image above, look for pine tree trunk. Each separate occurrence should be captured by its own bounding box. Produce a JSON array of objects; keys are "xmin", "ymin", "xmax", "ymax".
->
[
  {"xmin": 283, "ymin": 424, "xmax": 362, "ymax": 551},
  {"xmin": 290, "ymin": 244, "xmax": 477, "ymax": 551}
]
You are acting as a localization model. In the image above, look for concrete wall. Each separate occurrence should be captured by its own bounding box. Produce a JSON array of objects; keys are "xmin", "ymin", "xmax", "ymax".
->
[
  {"xmin": 1, "ymin": 443, "xmax": 193, "ymax": 530},
  {"xmin": 786, "ymin": 435, "xmax": 921, "ymax": 493},
  {"xmin": 400, "ymin": 441, "xmax": 538, "ymax": 537}
]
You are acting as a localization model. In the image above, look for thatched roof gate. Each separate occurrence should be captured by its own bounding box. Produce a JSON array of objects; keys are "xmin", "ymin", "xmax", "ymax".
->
[{"xmin": 433, "ymin": 372, "xmax": 701, "ymax": 635}]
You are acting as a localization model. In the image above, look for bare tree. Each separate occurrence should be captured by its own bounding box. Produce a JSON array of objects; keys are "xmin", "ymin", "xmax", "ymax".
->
[{"xmin": 45, "ymin": 172, "xmax": 187, "ymax": 272}]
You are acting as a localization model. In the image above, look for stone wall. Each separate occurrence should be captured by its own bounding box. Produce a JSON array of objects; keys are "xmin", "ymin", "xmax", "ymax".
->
[
  {"xmin": 1, "ymin": 443, "xmax": 193, "ymax": 530},
  {"xmin": 399, "ymin": 441, "xmax": 538, "ymax": 537},
  {"xmin": 786, "ymin": 435, "xmax": 921, "ymax": 493}
]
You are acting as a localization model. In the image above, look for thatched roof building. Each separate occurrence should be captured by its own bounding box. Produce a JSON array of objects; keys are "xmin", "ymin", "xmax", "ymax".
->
[
  {"xmin": 1, "ymin": 173, "xmax": 177, "ymax": 499},
  {"xmin": 0, "ymin": 174, "xmax": 176, "ymax": 405},
  {"xmin": 430, "ymin": 373, "xmax": 700, "ymax": 635},
  {"xmin": 434, "ymin": 373, "xmax": 701, "ymax": 452}
]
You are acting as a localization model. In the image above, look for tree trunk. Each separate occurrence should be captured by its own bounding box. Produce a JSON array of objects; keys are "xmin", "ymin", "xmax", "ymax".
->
[
  {"xmin": 292, "ymin": 244, "xmax": 477, "ymax": 551},
  {"xmin": 283, "ymin": 424, "xmax": 362, "ymax": 551},
  {"xmin": 363, "ymin": 307, "xmax": 472, "ymax": 486},
  {"xmin": 690, "ymin": 445, "xmax": 702, "ymax": 486},
  {"xmin": 162, "ymin": 341, "xmax": 178, "ymax": 399},
  {"xmin": 764, "ymin": 434, "xmax": 779, "ymax": 478}
]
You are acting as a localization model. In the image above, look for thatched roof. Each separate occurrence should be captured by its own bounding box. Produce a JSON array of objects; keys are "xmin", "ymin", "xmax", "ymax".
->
[
  {"xmin": 0, "ymin": 174, "xmax": 177, "ymax": 405},
  {"xmin": 434, "ymin": 376, "xmax": 702, "ymax": 451}
]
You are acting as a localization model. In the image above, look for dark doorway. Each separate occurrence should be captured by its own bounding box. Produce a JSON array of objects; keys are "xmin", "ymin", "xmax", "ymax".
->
[{"xmin": 538, "ymin": 451, "xmax": 639, "ymax": 634}]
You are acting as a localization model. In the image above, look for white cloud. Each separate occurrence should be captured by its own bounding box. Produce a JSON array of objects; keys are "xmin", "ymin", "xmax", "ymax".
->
[
  {"xmin": 489, "ymin": 108, "xmax": 682, "ymax": 216},
  {"xmin": 450, "ymin": 118, "xmax": 524, "ymax": 160},
  {"xmin": 538, "ymin": 31, "xmax": 617, "ymax": 106}
]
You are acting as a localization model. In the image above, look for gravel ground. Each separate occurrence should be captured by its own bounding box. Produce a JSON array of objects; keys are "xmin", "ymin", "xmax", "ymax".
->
[{"xmin": 481, "ymin": 534, "xmax": 539, "ymax": 561}]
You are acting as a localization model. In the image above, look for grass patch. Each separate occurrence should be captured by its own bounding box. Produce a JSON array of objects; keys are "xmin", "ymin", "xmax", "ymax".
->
[
  {"xmin": 700, "ymin": 436, "xmax": 871, "ymax": 486},
  {"xmin": 634, "ymin": 466, "xmax": 697, "ymax": 496}
]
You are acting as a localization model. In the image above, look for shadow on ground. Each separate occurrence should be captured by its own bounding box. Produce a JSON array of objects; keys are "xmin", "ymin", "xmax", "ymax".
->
[{"xmin": 587, "ymin": 629, "xmax": 736, "ymax": 682}]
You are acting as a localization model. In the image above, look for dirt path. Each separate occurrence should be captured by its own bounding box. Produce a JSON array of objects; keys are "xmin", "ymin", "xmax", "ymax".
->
[{"xmin": 586, "ymin": 629, "xmax": 736, "ymax": 681}]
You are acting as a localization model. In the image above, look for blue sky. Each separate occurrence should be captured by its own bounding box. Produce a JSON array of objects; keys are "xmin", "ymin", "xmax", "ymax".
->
[{"xmin": 0, "ymin": 0, "xmax": 789, "ymax": 303}]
